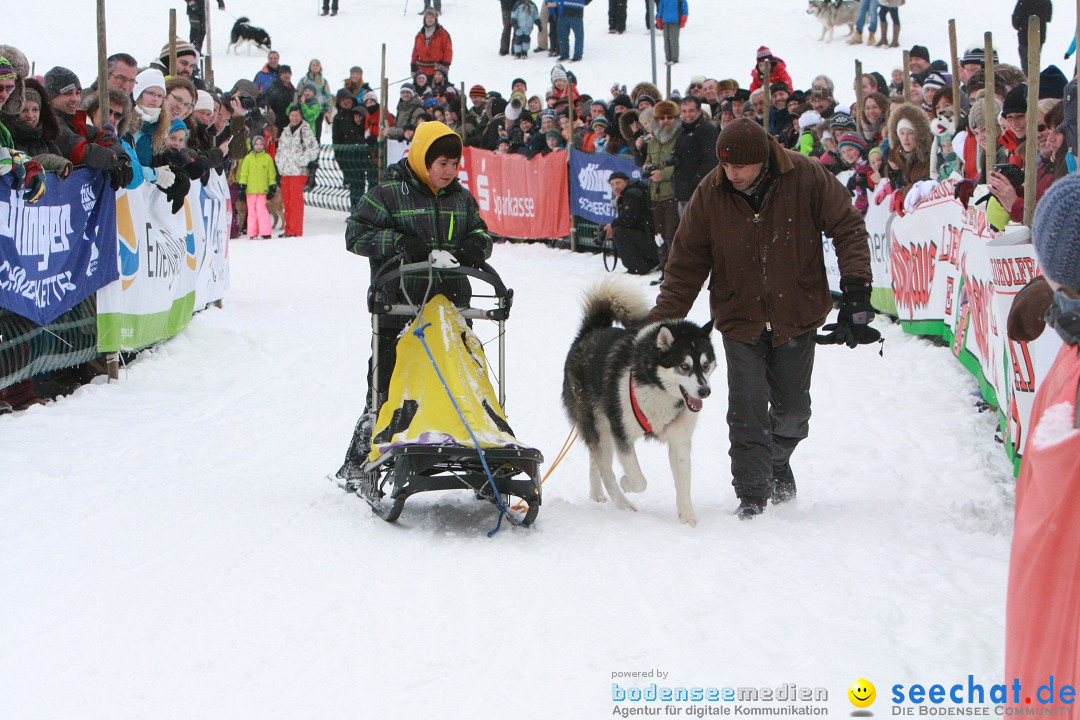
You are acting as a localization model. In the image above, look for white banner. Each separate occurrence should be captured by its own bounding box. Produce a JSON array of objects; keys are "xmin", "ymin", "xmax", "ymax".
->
[{"xmin": 97, "ymin": 174, "xmax": 230, "ymax": 352}]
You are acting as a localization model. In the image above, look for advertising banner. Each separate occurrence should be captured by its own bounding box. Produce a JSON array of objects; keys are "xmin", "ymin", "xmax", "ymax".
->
[
  {"xmin": 568, "ymin": 149, "xmax": 645, "ymax": 225},
  {"xmin": 193, "ymin": 173, "xmax": 231, "ymax": 311},
  {"xmin": 0, "ymin": 169, "xmax": 117, "ymax": 326},
  {"xmin": 459, "ymin": 147, "xmax": 570, "ymax": 239},
  {"xmin": 96, "ymin": 183, "xmax": 199, "ymax": 352}
]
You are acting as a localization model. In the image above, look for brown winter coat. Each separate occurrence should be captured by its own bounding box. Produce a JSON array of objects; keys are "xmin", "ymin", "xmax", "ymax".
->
[{"xmin": 648, "ymin": 134, "xmax": 872, "ymax": 346}]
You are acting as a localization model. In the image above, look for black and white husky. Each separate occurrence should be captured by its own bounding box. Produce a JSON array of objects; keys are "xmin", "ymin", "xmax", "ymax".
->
[
  {"xmin": 227, "ymin": 17, "xmax": 273, "ymax": 55},
  {"xmin": 562, "ymin": 280, "xmax": 715, "ymax": 526}
]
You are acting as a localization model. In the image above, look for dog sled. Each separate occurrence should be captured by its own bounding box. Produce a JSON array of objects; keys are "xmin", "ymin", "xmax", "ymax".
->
[{"xmin": 349, "ymin": 252, "xmax": 543, "ymax": 528}]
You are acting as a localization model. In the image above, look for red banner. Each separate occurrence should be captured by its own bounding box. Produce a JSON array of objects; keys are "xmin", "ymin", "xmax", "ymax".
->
[{"xmin": 459, "ymin": 148, "xmax": 570, "ymax": 239}]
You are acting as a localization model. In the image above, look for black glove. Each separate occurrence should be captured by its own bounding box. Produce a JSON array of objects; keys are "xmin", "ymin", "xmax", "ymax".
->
[
  {"xmin": 816, "ymin": 278, "xmax": 881, "ymax": 348},
  {"xmin": 106, "ymin": 152, "xmax": 133, "ymax": 190},
  {"xmin": 396, "ymin": 233, "xmax": 429, "ymax": 262},
  {"xmin": 237, "ymin": 183, "xmax": 247, "ymax": 194},
  {"xmin": 165, "ymin": 166, "xmax": 191, "ymax": 214},
  {"xmin": 455, "ymin": 237, "xmax": 487, "ymax": 268},
  {"xmin": 266, "ymin": 184, "xmax": 277, "ymax": 200}
]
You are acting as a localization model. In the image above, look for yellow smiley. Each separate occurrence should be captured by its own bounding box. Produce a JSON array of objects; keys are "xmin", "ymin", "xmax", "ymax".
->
[{"xmin": 848, "ymin": 678, "xmax": 876, "ymax": 708}]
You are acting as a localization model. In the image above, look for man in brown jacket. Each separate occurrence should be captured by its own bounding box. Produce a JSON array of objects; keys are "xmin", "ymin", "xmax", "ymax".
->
[{"xmin": 648, "ymin": 118, "xmax": 879, "ymax": 519}]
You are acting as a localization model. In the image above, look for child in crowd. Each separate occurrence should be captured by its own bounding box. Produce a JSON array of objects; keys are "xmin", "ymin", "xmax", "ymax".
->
[
  {"xmin": 510, "ymin": 0, "xmax": 540, "ymax": 58},
  {"xmin": 838, "ymin": 132, "xmax": 876, "ymax": 215},
  {"xmin": 237, "ymin": 134, "xmax": 278, "ymax": 239}
]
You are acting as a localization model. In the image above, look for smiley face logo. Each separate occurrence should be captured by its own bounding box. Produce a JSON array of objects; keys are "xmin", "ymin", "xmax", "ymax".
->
[{"xmin": 848, "ymin": 678, "xmax": 876, "ymax": 708}]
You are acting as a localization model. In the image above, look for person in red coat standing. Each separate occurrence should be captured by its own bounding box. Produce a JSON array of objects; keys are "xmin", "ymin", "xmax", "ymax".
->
[
  {"xmin": 1005, "ymin": 174, "xmax": 1080, "ymax": 712},
  {"xmin": 748, "ymin": 46, "xmax": 793, "ymax": 95},
  {"xmin": 411, "ymin": 9, "xmax": 453, "ymax": 78}
]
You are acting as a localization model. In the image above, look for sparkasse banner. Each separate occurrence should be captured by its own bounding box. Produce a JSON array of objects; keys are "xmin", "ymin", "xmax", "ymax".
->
[{"xmin": 459, "ymin": 147, "xmax": 571, "ymax": 239}]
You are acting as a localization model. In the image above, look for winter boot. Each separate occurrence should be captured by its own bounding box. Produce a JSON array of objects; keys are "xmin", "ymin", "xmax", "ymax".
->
[
  {"xmin": 889, "ymin": 23, "xmax": 900, "ymax": 48},
  {"xmin": 736, "ymin": 498, "xmax": 767, "ymax": 520},
  {"xmin": 336, "ymin": 411, "xmax": 376, "ymax": 492},
  {"xmin": 867, "ymin": 31, "xmax": 876, "ymax": 45},
  {"xmin": 771, "ymin": 466, "xmax": 797, "ymax": 504},
  {"xmin": 876, "ymin": 19, "xmax": 890, "ymax": 45},
  {"xmin": 847, "ymin": 32, "xmax": 863, "ymax": 45}
]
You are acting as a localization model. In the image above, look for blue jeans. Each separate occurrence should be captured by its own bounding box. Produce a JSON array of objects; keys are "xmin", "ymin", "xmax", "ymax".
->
[
  {"xmin": 558, "ymin": 12, "xmax": 584, "ymax": 60},
  {"xmin": 856, "ymin": 0, "xmax": 878, "ymax": 33}
]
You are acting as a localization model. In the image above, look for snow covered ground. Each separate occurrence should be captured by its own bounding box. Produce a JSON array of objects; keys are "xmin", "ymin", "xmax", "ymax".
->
[{"xmin": 4, "ymin": 0, "xmax": 1054, "ymax": 716}]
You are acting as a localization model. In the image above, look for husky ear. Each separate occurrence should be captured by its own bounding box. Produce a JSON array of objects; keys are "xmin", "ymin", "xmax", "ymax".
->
[
  {"xmin": 656, "ymin": 326, "xmax": 674, "ymax": 351},
  {"xmin": 700, "ymin": 318, "xmax": 714, "ymax": 334}
]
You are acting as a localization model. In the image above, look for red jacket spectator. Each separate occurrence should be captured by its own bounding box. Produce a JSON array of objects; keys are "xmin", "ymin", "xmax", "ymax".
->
[
  {"xmin": 411, "ymin": 12, "xmax": 453, "ymax": 77},
  {"xmin": 748, "ymin": 47, "xmax": 793, "ymax": 94}
]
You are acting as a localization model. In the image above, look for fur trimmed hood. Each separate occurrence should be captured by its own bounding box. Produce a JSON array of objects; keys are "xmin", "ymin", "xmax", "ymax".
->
[
  {"xmin": 10, "ymin": 77, "xmax": 61, "ymax": 142},
  {"xmin": 0, "ymin": 44, "xmax": 30, "ymax": 115},
  {"xmin": 619, "ymin": 108, "xmax": 641, "ymax": 143},
  {"xmin": 887, "ymin": 102, "xmax": 933, "ymax": 163},
  {"xmin": 630, "ymin": 81, "xmax": 662, "ymax": 106}
]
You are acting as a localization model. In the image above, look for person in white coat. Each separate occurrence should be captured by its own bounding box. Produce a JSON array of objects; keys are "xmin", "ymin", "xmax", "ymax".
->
[{"xmin": 276, "ymin": 107, "xmax": 320, "ymax": 237}]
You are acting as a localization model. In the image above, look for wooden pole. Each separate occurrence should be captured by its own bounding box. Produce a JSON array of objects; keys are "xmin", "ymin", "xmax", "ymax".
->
[
  {"xmin": 459, "ymin": 81, "xmax": 467, "ymax": 136},
  {"xmin": 378, "ymin": 44, "xmax": 387, "ymax": 182},
  {"xmin": 948, "ymin": 19, "xmax": 961, "ymax": 112},
  {"xmin": 665, "ymin": 62, "xmax": 671, "ymax": 100},
  {"xmin": 204, "ymin": 0, "xmax": 215, "ymax": 88},
  {"xmin": 169, "ymin": 10, "xmax": 178, "ymax": 77},
  {"xmin": 985, "ymin": 32, "xmax": 998, "ymax": 183},
  {"xmin": 855, "ymin": 59, "xmax": 865, "ymax": 136},
  {"xmin": 1023, "ymin": 15, "xmax": 1042, "ymax": 227},
  {"xmin": 902, "ymin": 50, "xmax": 911, "ymax": 101},
  {"xmin": 647, "ymin": 0, "xmax": 657, "ymax": 86},
  {"xmin": 96, "ymin": 0, "xmax": 108, "ymax": 128}
]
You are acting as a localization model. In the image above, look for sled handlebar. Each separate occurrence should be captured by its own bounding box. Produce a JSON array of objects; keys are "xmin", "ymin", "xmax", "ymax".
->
[{"xmin": 368, "ymin": 256, "xmax": 515, "ymax": 321}]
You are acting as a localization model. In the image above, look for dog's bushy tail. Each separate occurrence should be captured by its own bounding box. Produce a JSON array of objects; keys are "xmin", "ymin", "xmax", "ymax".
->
[
  {"xmin": 236, "ymin": 16, "xmax": 251, "ymax": 23},
  {"xmin": 577, "ymin": 277, "xmax": 650, "ymax": 337}
]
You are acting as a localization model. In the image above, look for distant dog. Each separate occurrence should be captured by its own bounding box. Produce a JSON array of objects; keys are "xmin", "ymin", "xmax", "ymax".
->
[
  {"xmin": 227, "ymin": 17, "xmax": 272, "ymax": 55},
  {"xmin": 562, "ymin": 279, "xmax": 715, "ymax": 526},
  {"xmin": 929, "ymin": 108, "xmax": 956, "ymax": 178},
  {"xmin": 807, "ymin": 0, "xmax": 857, "ymax": 42}
]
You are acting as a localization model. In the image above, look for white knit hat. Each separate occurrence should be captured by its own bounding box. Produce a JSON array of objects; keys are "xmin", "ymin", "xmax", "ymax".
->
[
  {"xmin": 133, "ymin": 68, "xmax": 166, "ymax": 104},
  {"xmin": 194, "ymin": 90, "xmax": 215, "ymax": 113},
  {"xmin": 798, "ymin": 110, "xmax": 822, "ymax": 130}
]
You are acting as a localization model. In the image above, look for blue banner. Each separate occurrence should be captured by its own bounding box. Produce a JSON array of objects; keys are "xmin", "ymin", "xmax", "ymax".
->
[
  {"xmin": 0, "ymin": 168, "xmax": 117, "ymax": 326},
  {"xmin": 568, "ymin": 149, "xmax": 644, "ymax": 225}
]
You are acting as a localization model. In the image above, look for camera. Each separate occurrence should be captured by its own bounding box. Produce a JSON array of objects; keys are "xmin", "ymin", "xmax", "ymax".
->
[
  {"xmin": 239, "ymin": 95, "xmax": 256, "ymax": 110},
  {"xmin": 642, "ymin": 163, "xmax": 657, "ymax": 175}
]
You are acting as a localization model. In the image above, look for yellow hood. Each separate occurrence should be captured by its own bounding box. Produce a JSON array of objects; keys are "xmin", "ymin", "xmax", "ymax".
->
[{"xmin": 407, "ymin": 121, "xmax": 462, "ymax": 195}]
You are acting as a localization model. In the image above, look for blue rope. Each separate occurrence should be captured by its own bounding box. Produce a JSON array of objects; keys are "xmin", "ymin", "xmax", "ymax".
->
[{"xmin": 411, "ymin": 320, "xmax": 511, "ymax": 537}]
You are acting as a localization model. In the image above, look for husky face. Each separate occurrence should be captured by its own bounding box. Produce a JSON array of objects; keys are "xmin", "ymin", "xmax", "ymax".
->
[{"xmin": 653, "ymin": 324, "xmax": 715, "ymax": 413}]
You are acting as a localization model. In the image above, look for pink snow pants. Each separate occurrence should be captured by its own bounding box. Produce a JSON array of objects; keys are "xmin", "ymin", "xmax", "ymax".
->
[{"xmin": 246, "ymin": 193, "xmax": 272, "ymax": 238}]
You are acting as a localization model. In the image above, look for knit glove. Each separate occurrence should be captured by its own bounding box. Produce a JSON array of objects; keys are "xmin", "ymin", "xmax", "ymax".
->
[
  {"xmin": 0, "ymin": 147, "xmax": 12, "ymax": 176},
  {"xmin": 106, "ymin": 152, "xmax": 133, "ymax": 190},
  {"xmin": 396, "ymin": 233, "xmax": 430, "ymax": 262},
  {"xmin": 873, "ymin": 178, "xmax": 892, "ymax": 206},
  {"xmin": 18, "ymin": 157, "xmax": 46, "ymax": 203},
  {"xmin": 164, "ymin": 166, "xmax": 191, "ymax": 214},
  {"xmin": 154, "ymin": 164, "xmax": 177, "ymax": 190},
  {"xmin": 266, "ymin": 184, "xmax": 277, "ymax": 200},
  {"xmin": 679, "ymin": 15, "xmax": 687, "ymax": 27},
  {"xmin": 655, "ymin": 17, "xmax": 663, "ymax": 29},
  {"xmin": 816, "ymin": 278, "xmax": 881, "ymax": 348},
  {"xmin": 455, "ymin": 237, "xmax": 487, "ymax": 268},
  {"xmin": 953, "ymin": 177, "xmax": 977, "ymax": 208}
]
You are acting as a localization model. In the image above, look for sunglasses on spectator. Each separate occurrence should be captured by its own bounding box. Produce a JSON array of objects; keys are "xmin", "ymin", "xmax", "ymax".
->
[
  {"xmin": 1037, "ymin": 123, "xmax": 1047, "ymax": 132},
  {"xmin": 169, "ymin": 93, "xmax": 194, "ymax": 111},
  {"xmin": 109, "ymin": 72, "xmax": 137, "ymax": 87},
  {"xmin": 656, "ymin": 115, "xmax": 677, "ymax": 121},
  {"xmin": 0, "ymin": 82, "xmax": 14, "ymax": 94},
  {"xmin": 689, "ymin": 84, "xmax": 703, "ymax": 90}
]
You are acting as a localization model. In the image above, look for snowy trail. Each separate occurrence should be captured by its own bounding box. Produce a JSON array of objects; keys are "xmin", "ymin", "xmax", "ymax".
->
[{"xmin": 1, "ymin": 206, "xmax": 1015, "ymax": 719}]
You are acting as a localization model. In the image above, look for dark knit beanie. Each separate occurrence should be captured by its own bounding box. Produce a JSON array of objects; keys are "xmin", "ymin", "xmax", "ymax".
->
[
  {"xmin": 43, "ymin": 66, "xmax": 81, "ymax": 98},
  {"xmin": 829, "ymin": 111, "xmax": 856, "ymax": 131},
  {"xmin": 609, "ymin": 171, "xmax": 630, "ymax": 182},
  {"xmin": 1032, "ymin": 174, "xmax": 1080, "ymax": 290},
  {"xmin": 1040, "ymin": 66, "xmax": 1068, "ymax": 100},
  {"xmin": 425, "ymin": 132, "xmax": 462, "ymax": 166},
  {"xmin": 909, "ymin": 45, "xmax": 930, "ymax": 63},
  {"xmin": 613, "ymin": 93, "xmax": 633, "ymax": 109},
  {"xmin": 1002, "ymin": 83, "xmax": 1027, "ymax": 117},
  {"xmin": 716, "ymin": 117, "xmax": 771, "ymax": 165}
]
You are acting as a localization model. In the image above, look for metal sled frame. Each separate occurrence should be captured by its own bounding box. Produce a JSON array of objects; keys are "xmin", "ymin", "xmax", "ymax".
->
[{"xmin": 357, "ymin": 258, "xmax": 543, "ymax": 526}]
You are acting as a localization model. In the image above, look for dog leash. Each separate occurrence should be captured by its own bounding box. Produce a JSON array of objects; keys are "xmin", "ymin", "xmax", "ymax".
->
[{"xmin": 509, "ymin": 428, "xmax": 577, "ymax": 512}]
